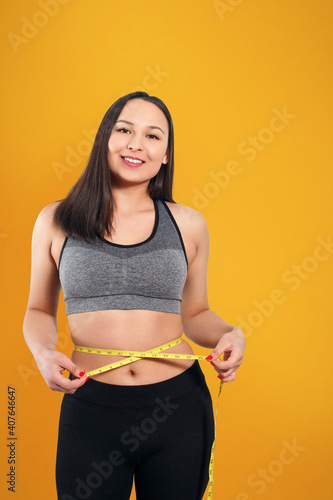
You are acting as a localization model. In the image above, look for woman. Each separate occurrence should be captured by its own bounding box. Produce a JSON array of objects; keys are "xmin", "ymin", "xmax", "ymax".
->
[{"xmin": 23, "ymin": 91, "xmax": 245, "ymax": 500}]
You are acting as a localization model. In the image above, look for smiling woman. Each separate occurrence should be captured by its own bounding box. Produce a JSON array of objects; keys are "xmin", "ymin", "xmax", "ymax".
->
[
  {"xmin": 106, "ymin": 99, "xmax": 170, "ymax": 194},
  {"xmin": 23, "ymin": 90, "xmax": 245, "ymax": 500}
]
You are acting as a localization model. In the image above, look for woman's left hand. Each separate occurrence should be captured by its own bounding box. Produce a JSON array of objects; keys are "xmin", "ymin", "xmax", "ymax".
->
[{"xmin": 206, "ymin": 327, "xmax": 246, "ymax": 383}]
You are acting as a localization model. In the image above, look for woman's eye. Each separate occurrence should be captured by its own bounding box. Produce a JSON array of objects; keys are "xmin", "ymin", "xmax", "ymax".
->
[{"xmin": 117, "ymin": 129, "xmax": 159, "ymax": 140}]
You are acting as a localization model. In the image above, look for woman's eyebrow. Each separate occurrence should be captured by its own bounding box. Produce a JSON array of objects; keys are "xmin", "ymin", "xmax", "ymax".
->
[{"xmin": 115, "ymin": 119, "xmax": 165, "ymax": 135}]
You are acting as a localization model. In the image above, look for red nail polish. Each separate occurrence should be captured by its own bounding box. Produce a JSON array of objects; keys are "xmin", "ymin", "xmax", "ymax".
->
[
  {"xmin": 79, "ymin": 371, "xmax": 85, "ymax": 377},
  {"xmin": 217, "ymin": 375, "xmax": 222, "ymax": 380},
  {"xmin": 86, "ymin": 377, "xmax": 89, "ymax": 381},
  {"xmin": 210, "ymin": 361, "xmax": 215, "ymax": 366},
  {"xmin": 206, "ymin": 355, "xmax": 213, "ymax": 361}
]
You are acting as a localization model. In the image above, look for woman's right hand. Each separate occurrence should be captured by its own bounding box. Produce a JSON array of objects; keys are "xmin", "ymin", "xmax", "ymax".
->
[{"xmin": 36, "ymin": 349, "xmax": 88, "ymax": 394}]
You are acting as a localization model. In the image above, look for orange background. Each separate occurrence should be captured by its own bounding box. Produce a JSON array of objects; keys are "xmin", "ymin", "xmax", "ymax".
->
[{"xmin": 1, "ymin": 0, "xmax": 332, "ymax": 498}]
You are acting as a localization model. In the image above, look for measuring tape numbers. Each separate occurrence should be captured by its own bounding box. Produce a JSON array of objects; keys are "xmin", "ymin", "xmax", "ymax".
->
[{"xmin": 74, "ymin": 336, "xmax": 224, "ymax": 499}]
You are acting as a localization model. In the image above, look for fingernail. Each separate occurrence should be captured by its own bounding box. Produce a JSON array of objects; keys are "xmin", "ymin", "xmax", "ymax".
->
[
  {"xmin": 206, "ymin": 355, "xmax": 213, "ymax": 361},
  {"xmin": 217, "ymin": 375, "xmax": 222, "ymax": 380},
  {"xmin": 79, "ymin": 371, "xmax": 86, "ymax": 377},
  {"xmin": 86, "ymin": 377, "xmax": 89, "ymax": 381},
  {"xmin": 210, "ymin": 361, "xmax": 215, "ymax": 366}
]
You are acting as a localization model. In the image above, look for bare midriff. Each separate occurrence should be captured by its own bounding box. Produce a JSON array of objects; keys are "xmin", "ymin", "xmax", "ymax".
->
[{"xmin": 68, "ymin": 309, "xmax": 195, "ymax": 385}]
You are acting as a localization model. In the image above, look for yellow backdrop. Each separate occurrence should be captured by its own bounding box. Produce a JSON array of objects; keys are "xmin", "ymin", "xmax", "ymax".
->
[{"xmin": 1, "ymin": 0, "xmax": 332, "ymax": 498}]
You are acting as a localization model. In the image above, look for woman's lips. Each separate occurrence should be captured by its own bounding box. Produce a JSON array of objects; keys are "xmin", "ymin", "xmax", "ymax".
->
[{"xmin": 121, "ymin": 156, "xmax": 145, "ymax": 168}]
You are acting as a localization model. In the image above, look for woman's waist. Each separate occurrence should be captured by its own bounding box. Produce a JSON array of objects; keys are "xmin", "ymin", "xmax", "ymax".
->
[
  {"xmin": 68, "ymin": 308, "xmax": 184, "ymax": 348},
  {"xmin": 66, "ymin": 310, "xmax": 196, "ymax": 384},
  {"xmin": 70, "ymin": 335, "xmax": 196, "ymax": 385},
  {"xmin": 71, "ymin": 336, "xmax": 194, "ymax": 362}
]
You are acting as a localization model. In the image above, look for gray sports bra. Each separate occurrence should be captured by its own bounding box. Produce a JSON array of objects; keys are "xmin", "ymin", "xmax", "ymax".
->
[{"xmin": 58, "ymin": 199, "xmax": 189, "ymax": 316}]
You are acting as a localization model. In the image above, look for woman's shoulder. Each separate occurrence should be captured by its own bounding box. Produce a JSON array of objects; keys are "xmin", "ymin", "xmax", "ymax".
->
[
  {"xmin": 33, "ymin": 200, "xmax": 65, "ymax": 239},
  {"xmin": 164, "ymin": 200, "xmax": 208, "ymax": 225},
  {"xmin": 35, "ymin": 200, "xmax": 61, "ymax": 224},
  {"xmin": 39, "ymin": 199, "xmax": 61, "ymax": 215},
  {"xmin": 163, "ymin": 200, "xmax": 209, "ymax": 238}
]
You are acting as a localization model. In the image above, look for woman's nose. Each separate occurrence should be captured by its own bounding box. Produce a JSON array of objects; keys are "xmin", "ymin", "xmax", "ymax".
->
[{"xmin": 127, "ymin": 136, "xmax": 143, "ymax": 151}]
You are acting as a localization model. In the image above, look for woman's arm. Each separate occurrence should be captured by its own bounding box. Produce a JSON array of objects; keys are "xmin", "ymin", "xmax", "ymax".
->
[
  {"xmin": 180, "ymin": 210, "xmax": 245, "ymax": 382},
  {"xmin": 23, "ymin": 204, "xmax": 87, "ymax": 393}
]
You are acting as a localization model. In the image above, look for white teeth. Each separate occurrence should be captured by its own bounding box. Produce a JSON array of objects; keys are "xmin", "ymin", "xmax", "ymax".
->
[{"xmin": 123, "ymin": 157, "xmax": 144, "ymax": 164}]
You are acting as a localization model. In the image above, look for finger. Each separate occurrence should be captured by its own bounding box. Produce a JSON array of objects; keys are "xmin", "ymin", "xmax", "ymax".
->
[
  {"xmin": 50, "ymin": 382, "xmax": 81, "ymax": 394},
  {"xmin": 212, "ymin": 350, "xmax": 243, "ymax": 371},
  {"xmin": 217, "ymin": 367, "xmax": 235, "ymax": 378},
  {"xmin": 63, "ymin": 376, "xmax": 88, "ymax": 393},
  {"xmin": 54, "ymin": 372, "xmax": 88, "ymax": 392},
  {"xmin": 56, "ymin": 355, "xmax": 87, "ymax": 380},
  {"xmin": 50, "ymin": 364, "xmax": 88, "ymax": 390},
  {"xmin": 218, "ymin": 372, "xmax": 236, "ymax": 383},
  {"xmin": 206, "ymin": 335, "xmax": 235, "ymax": 361},
  {"xmin": 50, "ymin": 382, "xmax": 76, "ymax": 394}
]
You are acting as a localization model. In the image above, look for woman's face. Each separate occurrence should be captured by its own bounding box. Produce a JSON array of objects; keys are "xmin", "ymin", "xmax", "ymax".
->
[{"xmin": 107, "ymin": 98, "xmax": 169, "ymax": 186}]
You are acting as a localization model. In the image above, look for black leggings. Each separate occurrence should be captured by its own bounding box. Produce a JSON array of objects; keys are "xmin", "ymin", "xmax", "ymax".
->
[{"xmin": 55, "ymin": 361, "xmax": 215, "ymax": 500}]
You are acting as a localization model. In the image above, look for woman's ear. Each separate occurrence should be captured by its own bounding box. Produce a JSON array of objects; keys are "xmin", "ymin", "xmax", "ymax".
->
[{"xmin": 162, "ymin": 150, "xmax": 169, "ymax": 165}]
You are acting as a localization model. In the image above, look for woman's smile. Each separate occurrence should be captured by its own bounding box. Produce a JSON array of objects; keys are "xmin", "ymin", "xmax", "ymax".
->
[{"xmin": 121, "ymin": 155, "xmax": 145, "ymax": 167}]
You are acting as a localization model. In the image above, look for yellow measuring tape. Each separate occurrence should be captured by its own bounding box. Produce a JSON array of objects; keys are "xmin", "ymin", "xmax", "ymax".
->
[{"xmin": 74, "ymin": 336, "xmax": 224, "ymax": 499}]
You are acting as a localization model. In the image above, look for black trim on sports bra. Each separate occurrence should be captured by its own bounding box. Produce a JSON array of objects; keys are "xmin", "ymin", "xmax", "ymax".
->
[
  {"xmin": 58, "ymin": 235, "xmax": 69, "ymax": 273},
  {"xmin": 161, "ymin": 200, "xmax": 189, "ymax": 269}
]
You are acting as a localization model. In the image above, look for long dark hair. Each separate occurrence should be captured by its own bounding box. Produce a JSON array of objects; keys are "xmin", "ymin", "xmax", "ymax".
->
[{"xmin": 53, "ymin": 91, "xmax": 175, "ymax": 242}]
